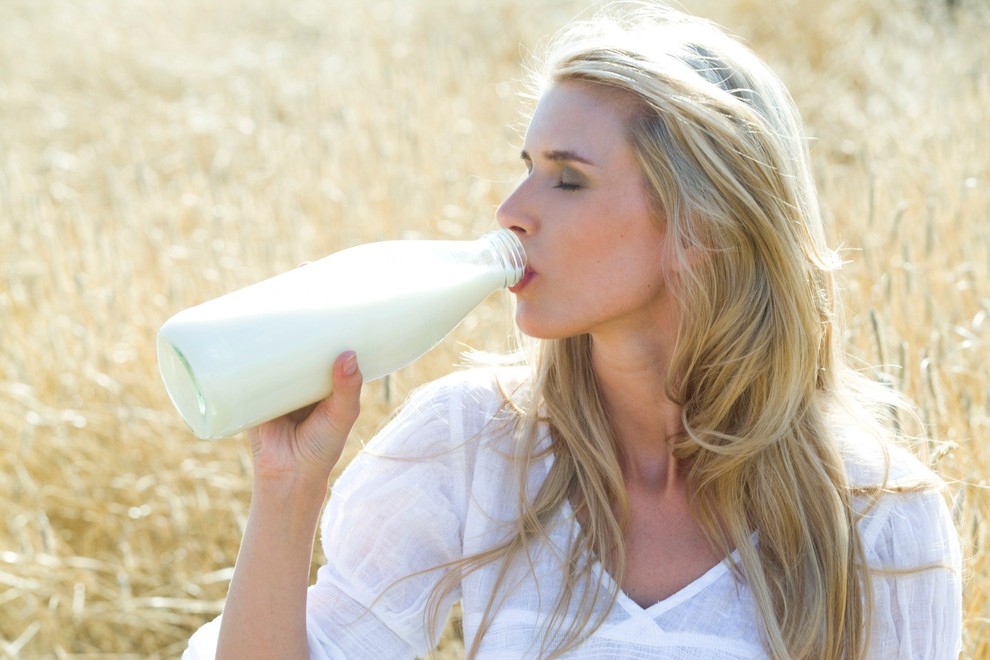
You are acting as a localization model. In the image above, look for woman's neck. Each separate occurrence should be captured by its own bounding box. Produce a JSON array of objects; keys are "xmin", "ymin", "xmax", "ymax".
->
[{"xmin": 590, "ymin": 334, "xmax": 684, "ymax": 491}]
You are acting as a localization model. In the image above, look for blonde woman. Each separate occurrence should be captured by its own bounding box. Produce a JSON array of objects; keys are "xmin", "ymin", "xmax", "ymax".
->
[{"xmin": 186, "ymin": 4, "xmax": 962, "ymax": 658}]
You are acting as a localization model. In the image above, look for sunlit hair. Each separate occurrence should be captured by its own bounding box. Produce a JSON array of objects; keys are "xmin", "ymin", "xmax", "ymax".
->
[{"xmin": 426, "ymin": 3, "xmax": 937, "ymax": 658}]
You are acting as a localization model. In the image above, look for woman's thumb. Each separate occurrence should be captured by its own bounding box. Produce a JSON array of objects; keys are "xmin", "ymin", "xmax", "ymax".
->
[{"xmin": 299, "ymin": 351, "xmax": 363, "ymax": 448}]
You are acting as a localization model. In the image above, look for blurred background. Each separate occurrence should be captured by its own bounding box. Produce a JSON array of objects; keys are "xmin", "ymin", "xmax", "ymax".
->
[{"xmin": 1, "ymin": 0, "xmax": 987, "ymax": 656}]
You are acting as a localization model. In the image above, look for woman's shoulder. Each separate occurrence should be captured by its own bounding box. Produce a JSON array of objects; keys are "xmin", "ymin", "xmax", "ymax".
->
[
  {"xmin": 401, "ymin": 364, "xmax": 532, "ymax": 422},
  {"xmin": 359, "ymin": 365, "xmax": 532, "ymax": 456},
  {"xmin": 413, "ymin": 364, "xmax": 531, "ymax": 400},
  {"xmin": 836, "ymin": 424, "xmax": 940, "ymax": 491},
  {"xmin": 836, "ymin": 429, "xmax": 959, "ymax": 569},
  {"xmin": 330, "ymin": 365, "xmax": 533, "ymax": 510}
]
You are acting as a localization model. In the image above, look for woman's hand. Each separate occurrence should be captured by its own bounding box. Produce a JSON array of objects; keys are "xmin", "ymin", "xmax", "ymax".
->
[{"xmin": 247, "ymin": 351, "xmax": 364, "ymax": 488}]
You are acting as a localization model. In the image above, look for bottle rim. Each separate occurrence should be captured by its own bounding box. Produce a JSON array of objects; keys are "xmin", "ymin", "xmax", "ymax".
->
[{"xmin": 483, "ymin": 229, "xmax": 527, "ymax": 287}]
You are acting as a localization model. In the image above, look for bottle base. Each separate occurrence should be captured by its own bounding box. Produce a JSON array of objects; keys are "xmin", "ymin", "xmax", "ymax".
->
[{"xmin": 157, "ymin": 334, "xmax": 209, "ymax": 438}]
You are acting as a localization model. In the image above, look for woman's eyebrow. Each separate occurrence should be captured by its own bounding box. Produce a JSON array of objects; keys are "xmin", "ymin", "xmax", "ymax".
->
[{"xmin": 520, "ymin": 149, "xmax": 597, "ymax": 166}]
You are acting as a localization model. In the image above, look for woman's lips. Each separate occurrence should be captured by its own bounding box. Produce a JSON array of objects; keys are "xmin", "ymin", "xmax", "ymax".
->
[{"xmin": 509, "ymin": 267, "xmax": 535, "ymax": 293}]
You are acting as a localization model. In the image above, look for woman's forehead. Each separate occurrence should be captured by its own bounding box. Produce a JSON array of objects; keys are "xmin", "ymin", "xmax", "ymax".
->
[{"xmin": 524, "ymin": 82, "xmax": 638, "ymax": 158}]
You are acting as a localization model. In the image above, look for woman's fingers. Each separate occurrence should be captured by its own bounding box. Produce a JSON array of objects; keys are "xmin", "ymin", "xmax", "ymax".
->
[
  {"xmin": 297, "ymin": 351, "xmax": 363, "ymax": 449},
  {"xmin": 247, "ymin": 352, "xmax": 363, "ymax": 482}
]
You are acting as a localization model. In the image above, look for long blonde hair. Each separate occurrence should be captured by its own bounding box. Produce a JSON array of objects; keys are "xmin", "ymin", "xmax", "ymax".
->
[{"xmin": 428, "ymin": 4, "xmax": 931, "ymax": 657}]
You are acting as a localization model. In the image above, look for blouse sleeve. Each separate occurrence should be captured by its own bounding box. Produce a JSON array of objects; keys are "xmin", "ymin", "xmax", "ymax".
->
[
  {"xmin": 861, "ymin": 487, "xmax": 963, "ymax": 659},
  {"xmin": 182, "ymin": 370, "xmax": 501, "ymax": 660},
  {"xmin": 306, "ymin": 374, "xmax": 479, "ymax": 658}
]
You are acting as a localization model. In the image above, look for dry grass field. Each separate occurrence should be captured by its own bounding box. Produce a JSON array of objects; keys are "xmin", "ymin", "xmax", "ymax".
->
[{"xmin": 1, "ymin": 0, "xmax": 988, "ymax": 656}]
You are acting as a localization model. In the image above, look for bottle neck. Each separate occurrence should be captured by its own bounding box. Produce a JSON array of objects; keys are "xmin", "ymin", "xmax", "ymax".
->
[{"xmin": 481, "ymin": 229, "xmax": 527, "ymax": 287}]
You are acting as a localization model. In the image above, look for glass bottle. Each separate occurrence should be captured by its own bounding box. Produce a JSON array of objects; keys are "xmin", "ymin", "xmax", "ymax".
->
[{"xmin": 157, "ymin": 229, "xmax": 525, "ymax": 439}]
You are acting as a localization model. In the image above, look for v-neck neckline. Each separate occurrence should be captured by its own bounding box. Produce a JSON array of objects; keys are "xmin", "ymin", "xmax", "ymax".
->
[
  {"xmin": 534, "ymin": 428, "xmax": 755, "ymax": 623},
  {"xmin": 558, "ymin": 498, "xmax": 744, "ymax": 619}
]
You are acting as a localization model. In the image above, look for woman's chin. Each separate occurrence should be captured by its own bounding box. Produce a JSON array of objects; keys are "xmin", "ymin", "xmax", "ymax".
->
[{"xmin": 513, "ymin": 309, "xmax": 574, "ymax": 341}]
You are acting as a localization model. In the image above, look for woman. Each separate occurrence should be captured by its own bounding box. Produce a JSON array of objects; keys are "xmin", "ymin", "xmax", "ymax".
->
[{"xmin": 186, "ymin": 4, "xmax": 962, "ymax": 658}]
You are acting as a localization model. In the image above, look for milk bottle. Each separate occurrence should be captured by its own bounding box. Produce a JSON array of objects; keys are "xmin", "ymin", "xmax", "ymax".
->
[{"xmin": 157, "ymin": 229, "xmax": 526, "ymax": 439}]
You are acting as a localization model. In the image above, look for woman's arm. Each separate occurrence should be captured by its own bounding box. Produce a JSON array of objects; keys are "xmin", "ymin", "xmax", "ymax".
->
[{"xmin": 215, "ymin": 352, "xmax": 363, "ymax": 660}]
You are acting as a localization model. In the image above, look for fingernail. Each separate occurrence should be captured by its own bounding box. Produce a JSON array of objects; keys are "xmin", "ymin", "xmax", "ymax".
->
[{"xmin": 342, "ymin": 351, "xmax": 358, "ymax": 376}]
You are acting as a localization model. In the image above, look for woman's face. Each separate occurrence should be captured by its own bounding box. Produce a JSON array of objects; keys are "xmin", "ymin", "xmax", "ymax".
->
[{"xmin": 497, "ymin": 82, "xmax": 675, "ymax": 343}]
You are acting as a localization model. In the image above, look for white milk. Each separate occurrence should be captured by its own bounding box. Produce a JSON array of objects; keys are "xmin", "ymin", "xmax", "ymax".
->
[{"xmin": 158, "ymin": 231, "xmax": 525, "ymax": 439}]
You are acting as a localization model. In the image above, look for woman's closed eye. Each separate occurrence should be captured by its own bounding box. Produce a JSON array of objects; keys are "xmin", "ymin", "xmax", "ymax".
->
[{"xmin": 554, "ymin": 168, "xmax": 584, "ymax": 191}]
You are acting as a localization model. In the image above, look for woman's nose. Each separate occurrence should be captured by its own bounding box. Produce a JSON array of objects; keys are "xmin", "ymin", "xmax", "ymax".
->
[{"xmin": 496, "ymin": 183, "xmax": 534, "ymax": 236}]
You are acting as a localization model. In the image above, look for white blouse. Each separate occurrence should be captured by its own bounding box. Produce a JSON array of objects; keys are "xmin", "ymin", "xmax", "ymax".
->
[{"xmin": 185, "ymin": 367, "xmax": 963, "ymax": 659}]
